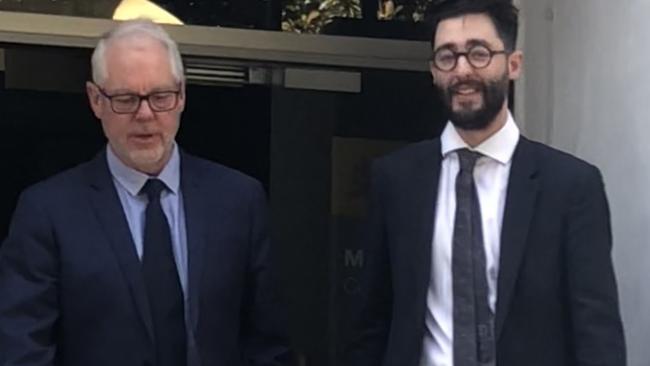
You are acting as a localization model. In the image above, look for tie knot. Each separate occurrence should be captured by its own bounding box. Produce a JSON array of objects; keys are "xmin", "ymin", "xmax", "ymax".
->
[
  {"xmin": 141, "ymin": 179, "xmax": 167, "ymax": 201},
  {"xmin": 456, "ymin": 148, "xmax": 482, "ymax": 173}
]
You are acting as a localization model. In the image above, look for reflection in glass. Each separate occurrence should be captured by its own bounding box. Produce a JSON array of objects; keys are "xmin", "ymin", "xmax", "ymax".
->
[
  {"xmin": 281, "ymin": 0, "xmax": 434, "ymax": 39},
  {"xmin": 0, "ymin": 0, "xmax": 435, "ymax": 37},
  {"xmin": 0, "ymin": 0, "xmax": 272, "ymax": 29},
  {"xmin": 281, "ymin": 0, "xmax": 361, "ymax": 33},
  {"xmin": 113, "ymin": 0, "xmax": 184, "ymax": 24},
  {"xmin": 376, "ymin": 0, "xmax": 429, "ymax": 22}
]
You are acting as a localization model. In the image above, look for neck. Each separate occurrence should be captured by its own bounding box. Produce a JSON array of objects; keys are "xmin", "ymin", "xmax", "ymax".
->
[
  {"xmin": 456, "ymin": 103, "xmax": 509, "ymax": 148},
  {"xmin": 139, "ymin": 149, "xmax": 173, "ymax": 176},
  {"xmin": 139, "ymin": 162, "xmax": 166, "ymax": 177},
  {"xmin": 108, "ymin": 144, "xmax": 173, "ymax": 177}
]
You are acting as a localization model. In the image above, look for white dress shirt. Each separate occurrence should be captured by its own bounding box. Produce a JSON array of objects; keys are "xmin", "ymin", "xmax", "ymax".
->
[{"xmin": 419, "ymin": 113, "xmax": 520, "ymax": 366}]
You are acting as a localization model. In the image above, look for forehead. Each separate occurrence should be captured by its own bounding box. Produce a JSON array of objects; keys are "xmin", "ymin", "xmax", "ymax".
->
[
  {"xmin": 103, "ymin": 36, "xmax": 176, "ymax": 88},
  {"xmin": 433, "ymin": 13, "xmax": 504, "ymax": 50}
]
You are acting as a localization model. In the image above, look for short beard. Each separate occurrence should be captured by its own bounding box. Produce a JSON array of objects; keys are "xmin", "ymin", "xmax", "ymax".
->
[
  {"xmin": 438, "ymin": 72, "xmax": 509, "ymax": 131},
  {"xmin": 116, "ymin": 142, "xmax": 169, "ymax": 175}
]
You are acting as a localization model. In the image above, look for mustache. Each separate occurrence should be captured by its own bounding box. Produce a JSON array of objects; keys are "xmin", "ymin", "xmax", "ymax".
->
[{"xmin": 449, "ymin": 79, "xmax": 485, "ymax": 93}]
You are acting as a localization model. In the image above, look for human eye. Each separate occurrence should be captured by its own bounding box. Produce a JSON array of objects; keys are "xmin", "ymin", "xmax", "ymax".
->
[
  {"xmin": 469, "ymin": 46, "xmax": 491, "ymax": 63},
  {"xmin": 435, "ymin": 49, "xmax": 456, "ymax": 66},
  {"xmin": 112, "ymin": 94, "xmax": 138, "ymax": 105}
]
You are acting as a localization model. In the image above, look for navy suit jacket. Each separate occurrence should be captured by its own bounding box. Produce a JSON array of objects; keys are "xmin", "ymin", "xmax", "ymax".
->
[
  {"xmin": 0, "ymin": 149, "xmax": 292, "ymax": 366},
  {"xmin": 344, "ymin": 137, "xmax": 626, "ymax": 366}
]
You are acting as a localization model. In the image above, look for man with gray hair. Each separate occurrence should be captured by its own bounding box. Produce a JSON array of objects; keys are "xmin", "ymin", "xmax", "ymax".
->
[{"xmin": 0, "ymin": 19, "xmax": 292, "ymax": 366}]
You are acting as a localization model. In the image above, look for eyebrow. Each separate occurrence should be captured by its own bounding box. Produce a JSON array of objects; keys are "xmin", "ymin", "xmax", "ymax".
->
[
  {"xmin": 434, "ymin": 38, "xmax": 498, "ymax": 52},
  {"xmin": 105, "ymin": 85, "xmax": 179, "ymax": 95}
]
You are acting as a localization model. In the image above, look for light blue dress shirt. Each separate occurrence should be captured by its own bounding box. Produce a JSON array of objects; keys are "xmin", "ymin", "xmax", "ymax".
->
[{"xmin": 106, "ymin": 144, "xmax": 189, "ymax": 301}]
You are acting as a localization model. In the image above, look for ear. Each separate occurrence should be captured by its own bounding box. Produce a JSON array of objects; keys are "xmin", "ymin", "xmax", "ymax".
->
[
  {"xmin": 507, "ymin": 50, "xmax": 524, "ymax": 80},
  {"xmin": 177, "ymin": 81, "xmax": 186, "ymax": 113},
  {"xmin": 86, "ymin": 81, "xmax": 103, "ymax": 119}
]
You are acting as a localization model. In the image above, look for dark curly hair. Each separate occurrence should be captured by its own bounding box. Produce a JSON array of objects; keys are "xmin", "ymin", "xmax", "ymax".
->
[{"xmin": 427, "ymin": 0, "xmax": 519, "ymax": 51}]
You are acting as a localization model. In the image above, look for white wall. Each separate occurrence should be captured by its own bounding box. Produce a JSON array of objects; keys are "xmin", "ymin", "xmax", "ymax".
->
[
  {"xmin": 519, "ymin": 1, "xmax": 650, "ymax": 365},
  {"xmin": 514, "ymin": 0, "xmax": 554, "ymax": 142}
]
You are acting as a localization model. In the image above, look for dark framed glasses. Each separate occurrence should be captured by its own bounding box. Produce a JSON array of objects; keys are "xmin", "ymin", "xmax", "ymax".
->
[
  {"xmin": 94, "ymin": 83, "xmax": 182, "ymax": 114},
  {"xmin": 432, "ymin": 44, "xmax": 508, "ymax": 71}
]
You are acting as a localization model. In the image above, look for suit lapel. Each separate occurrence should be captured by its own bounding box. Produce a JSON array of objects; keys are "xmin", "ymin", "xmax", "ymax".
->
[
  {"xmin": 495, "ymin": 137, "xmax": 539, "ymax": 340},
  {"xmin": 180, "ymin": 153, "xmax": 208, "ymax": 331},
  {"xmin": 84, "ymin": 150, "xmax": 155, "ymax": 342},
  {"xmin": 410, "ymin": 141, "xmax": 443, "ymax": 331}
]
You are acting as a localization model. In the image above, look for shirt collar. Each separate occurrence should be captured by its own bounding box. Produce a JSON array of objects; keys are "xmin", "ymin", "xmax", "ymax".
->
[
  {"xmin": 440, "ymin": 111, "xmax": 520, "ymax": 165},
  {"xmin": 106, "ymin": 143, "xmax": 181, "ymax": 197}
]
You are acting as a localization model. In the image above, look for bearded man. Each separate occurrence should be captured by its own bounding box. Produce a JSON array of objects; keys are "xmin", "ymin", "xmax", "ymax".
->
[{"xmin": 343, "ymin": 1, "xmax": 626, "ymax": 366}]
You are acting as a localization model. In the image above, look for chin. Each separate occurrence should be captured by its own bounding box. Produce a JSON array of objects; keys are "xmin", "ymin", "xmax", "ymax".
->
[
  {"xmin": 128, "ymin": 148, "xmax": 166, "ymax": 174},
  {"xmin": 453, "ymin": 101, "xmax": 484, "ymax": 113},
  {"xmin": 449, "ymin": 109, "xmax": 493, "ymax": 131}
]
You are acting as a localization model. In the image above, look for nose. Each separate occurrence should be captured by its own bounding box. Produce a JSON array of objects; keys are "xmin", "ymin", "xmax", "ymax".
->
[
  {"xmin": 134, "ymin": 98, "xmax": 155, "ymax": 120},
  {"xmin": 454, "ymin": 54, "xmax": 473, "ymax": 76}
]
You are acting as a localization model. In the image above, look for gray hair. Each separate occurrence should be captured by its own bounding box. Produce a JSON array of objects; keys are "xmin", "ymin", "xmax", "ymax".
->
[{"xmin": 91, "ymin": 19, "xmax": 184, "ymax": 85}]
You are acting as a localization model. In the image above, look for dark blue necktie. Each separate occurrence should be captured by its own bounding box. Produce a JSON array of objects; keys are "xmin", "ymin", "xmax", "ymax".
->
[
  {"xmin": 452, "ymin": 149, "xmax": 495, "ymax": 366},
  {"xmin": 141, "ymin": 179, "xmax": 187, "ymax": 366}
]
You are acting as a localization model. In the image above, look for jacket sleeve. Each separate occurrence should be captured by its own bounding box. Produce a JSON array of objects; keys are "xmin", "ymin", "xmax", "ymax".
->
[
  {"xmin": 0, "ymin": 190, "xmax": 59, "ymax": 366},
  {"xmin": 241, "ymin": 182, "xmax": 295, "ymax": 366},
  {"xmin": 565, "ymin": 166, "xmax": 626, "ymax": 366}
]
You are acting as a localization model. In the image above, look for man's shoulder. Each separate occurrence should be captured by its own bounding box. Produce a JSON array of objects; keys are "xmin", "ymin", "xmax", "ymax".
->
[
  {"xmin": 371, "ymin": 136, "xmax": 604, "ymax": 183},
  {"xmin": 20, "ymin": 159, "xmax": 95, "ymax": 202},
  {"xmin": 181, "ymin": 152, "xmax": 263, "ymax": 193},
  {"xmin": 519, "ymin": 137, "xmax": 602, "ymax": 178}
]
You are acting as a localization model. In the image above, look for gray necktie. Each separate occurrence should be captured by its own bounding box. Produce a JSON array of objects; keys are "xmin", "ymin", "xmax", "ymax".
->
[{"xmin": 452, "ymin": 149, "xmax": 495, "ymax": 366}]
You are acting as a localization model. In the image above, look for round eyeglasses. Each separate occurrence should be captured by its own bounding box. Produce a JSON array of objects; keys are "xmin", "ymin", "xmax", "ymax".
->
[
  {"xmin": 431, "ymin": 44, "xmax": 508, "ymax": 72},
  {"xmin": 95, "ymin": 84, "xmax": 182, "ymax": 114}
]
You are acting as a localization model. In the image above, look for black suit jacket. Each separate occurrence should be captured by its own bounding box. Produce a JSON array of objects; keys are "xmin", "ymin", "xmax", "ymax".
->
[
  {"xmin": 344, "ymin": 137, "xmax": 626, "ymax": 366},
  {"xmin": 0, "ymin": 149, "xmax": 292, "ymax": 366}
]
